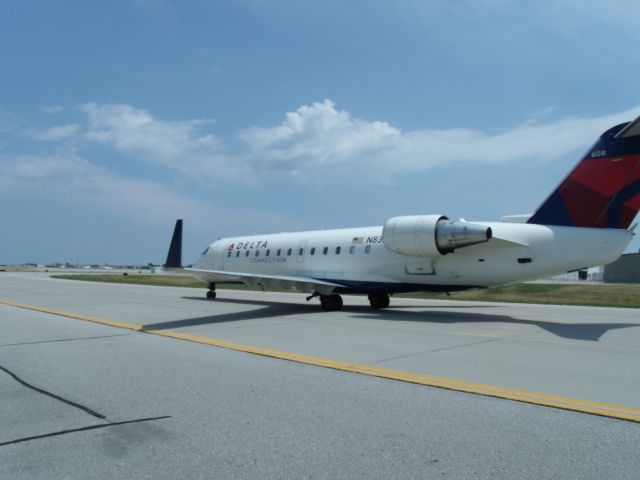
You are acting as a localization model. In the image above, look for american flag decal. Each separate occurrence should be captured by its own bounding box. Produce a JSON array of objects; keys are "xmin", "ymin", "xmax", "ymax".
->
[{"xmin": 352, "ymin": 237, "xmax": 364, "ymax": 244}]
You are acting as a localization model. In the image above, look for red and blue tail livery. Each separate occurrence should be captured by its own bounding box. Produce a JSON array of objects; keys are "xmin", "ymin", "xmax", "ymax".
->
[{"xmin": 528, "ymin": 116, "xmax": 640, "ymax": 229}]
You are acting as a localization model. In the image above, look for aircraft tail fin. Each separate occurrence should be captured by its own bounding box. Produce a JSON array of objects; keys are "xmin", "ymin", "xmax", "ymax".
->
[
  {"xmin": 527, "ymin": 116, "xmax": 640, "ymax": 229},
  {"xmin": 164, "ymin": 219, "xmax": 183, "ymax": 269}
]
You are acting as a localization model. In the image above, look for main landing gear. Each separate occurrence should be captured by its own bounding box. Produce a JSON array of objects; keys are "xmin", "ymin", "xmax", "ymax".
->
[
  {"xmin": 368, "ymin": 293, "xmax": 390, "ymax": 309},
  {"xmin": 306, "ymin": 292, "xmax": 343, "ymax": 311},
  {"xmin": 206, "ymin": 282, "xmax": 217, "ymax": 300},
  {"xmin": 308, "ymin": 293, "xmax": 391, "ymax": 311},
  {"xmin": 320, "ymin": 294, "xmax": 343, "ymax": 311}
]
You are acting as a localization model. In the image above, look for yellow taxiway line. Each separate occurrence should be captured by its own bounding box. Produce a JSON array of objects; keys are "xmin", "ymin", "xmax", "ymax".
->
[{"xmin": 3, "ymin": 298, "xmax": 640, "ymax": 423}]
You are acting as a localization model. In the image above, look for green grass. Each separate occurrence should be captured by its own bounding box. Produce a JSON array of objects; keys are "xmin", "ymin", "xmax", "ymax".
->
[
  {"xmin": 398, "ymin": 283, "xmax": 640, "ymax": 308},
  {"xmin": 54, "ymin": 274, "xmax": 209, "ymax": 289},
  {"xmin": 51, "ymin": 273, "xmax": 640, "ymax": 308},
  {"xmin": 51, "ymin": 274, "xmax": 290, "ymax": 291},
  {"xmin": 1, "ymin": 266, "xmax": 39, "ymax": 272}
]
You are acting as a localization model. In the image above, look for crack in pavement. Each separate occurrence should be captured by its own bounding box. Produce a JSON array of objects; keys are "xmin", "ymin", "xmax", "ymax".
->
[
  {"xmin": 0, "ymin": 333, "xmax": 133, "ymax": 348},
  {"xmin": 0, "ymin": 416, "xmax": 172, "ymax": 447},
  {"xmin": 371, "ymin": 336, "xmax": 519, "ymax": 365},
  {"xmin": 0, "ymin": 365, "xmax": 106, "ymax": 419}
]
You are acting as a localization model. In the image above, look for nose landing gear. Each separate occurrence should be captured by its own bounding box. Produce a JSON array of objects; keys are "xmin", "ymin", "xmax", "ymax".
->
[{"xmin": 206, "ymin": 283, "xmax": 217, "ymax": 300}]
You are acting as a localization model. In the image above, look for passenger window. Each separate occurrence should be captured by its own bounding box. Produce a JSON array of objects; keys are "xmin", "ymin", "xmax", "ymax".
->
[
  {"xmin": 236, "ymin": 251, "xmax": 240, "ymax": 258},
  {"xmin": 266, "ymin": 249, "xmax": 270, "ymax": 257},
  {"xmin": 287, "ymin": 248, "xmax": 292, "ymax": 256},
  {"xmin": 323, "ymin": 247, "xmax": 328, "ymax": 255},
  {"xmin": 349, "ymin": 246, "xmax": 355, "ymax": 254},
  {"xmin": 298, "ymin": 248, "xmax": 304, "ymax": 255},
  {"xmin": 365, "ymin": 245, "xmax": 371, "ymax": 254},
  {"xmin": 255, "ymin": 250, "xmax": 260, "ymax": 257},
  {"xmin": 227, "ymin": 251, "xmax": 231, "ymax": 258},
  {"xmin": 335, "ymin": 246, "xmax": 341, "ymax": 255},
  {"xmin": 277, "ymin": 249, "xmax": 281, "ymax": 257},
  {"xmin": 245, "ymin": 251, "xmax": 250, "ymax": 257},
  {"xmin": 310, "ymin": 247, "xmax": 316, "ymax": 255}
]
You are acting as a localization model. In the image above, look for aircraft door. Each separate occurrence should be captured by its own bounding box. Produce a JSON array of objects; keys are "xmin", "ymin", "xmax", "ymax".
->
[{"xmin": 296, "ymin": 240, "xmax": 307, "ymax": 263}]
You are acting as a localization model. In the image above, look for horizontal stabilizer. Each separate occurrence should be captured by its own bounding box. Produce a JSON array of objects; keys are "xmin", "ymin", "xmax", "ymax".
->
[
  {"xmin": 616, "ymin": 116, "xmax": 640, "ymax": 139},
  {"xmin": 501, "ymin": 214, "xmax": 532, "ymax": 224}
]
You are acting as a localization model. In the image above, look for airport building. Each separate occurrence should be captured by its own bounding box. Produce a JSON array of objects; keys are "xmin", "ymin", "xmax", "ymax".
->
[{"xmin": 604, "ymin": 253, "xmax": 640, "ymax": 283}]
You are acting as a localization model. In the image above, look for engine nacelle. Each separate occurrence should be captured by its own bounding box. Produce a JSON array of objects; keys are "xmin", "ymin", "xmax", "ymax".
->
[{"xmin": 382, "ymin": 215, "xmax": 492, "ymax": 256}]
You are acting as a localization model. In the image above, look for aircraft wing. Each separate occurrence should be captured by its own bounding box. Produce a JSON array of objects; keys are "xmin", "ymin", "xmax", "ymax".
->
[{"xmin": 185, "ymin": 267, "xmax": 345, "ymax": 295}]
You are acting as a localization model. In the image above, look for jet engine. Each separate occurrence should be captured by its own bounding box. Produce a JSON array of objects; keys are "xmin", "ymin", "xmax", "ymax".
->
[{"xmin": 382, "ymin": 215, "xmax": 492, "ymax": 256}]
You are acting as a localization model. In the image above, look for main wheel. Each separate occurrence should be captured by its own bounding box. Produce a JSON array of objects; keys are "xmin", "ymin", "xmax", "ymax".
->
[
  {"xmin": 320, "ymin": 294, "xmax": 343, "ymax": 311},
  {"xmin": 368, "ymin": 293, "xmax": 390, "ymax": 309},
  {"xmin": 333, "ymin": 294, "xmax": 343, "ymax": 310},
  {"xmin": 206, "ymin": 290, "xmax": 217, "ymax": 300}
]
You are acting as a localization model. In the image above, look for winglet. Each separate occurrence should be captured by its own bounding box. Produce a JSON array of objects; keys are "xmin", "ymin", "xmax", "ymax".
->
[{"xmin": 164, "ymin": 219, "xmax": 183, "ymax": 269}]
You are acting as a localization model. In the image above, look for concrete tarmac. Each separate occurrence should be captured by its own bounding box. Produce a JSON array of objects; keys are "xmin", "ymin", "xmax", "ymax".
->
[
  {"xmin": 2, "ymin": 272, "xmax": 640, "ymax": 479},
  {"xmin": 4, "ymin": 272, "xmax": 640, "ymax": 408}
]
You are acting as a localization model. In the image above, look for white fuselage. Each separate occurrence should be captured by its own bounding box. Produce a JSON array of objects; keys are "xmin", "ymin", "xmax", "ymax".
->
[{"xmin": 192, "ymin": 221, "xmax": 632, "ymax": 293}]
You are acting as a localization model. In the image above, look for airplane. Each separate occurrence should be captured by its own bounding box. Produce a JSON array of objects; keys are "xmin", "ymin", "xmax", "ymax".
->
[{"xmin": 165, "ymin": 116, "xmax": 640, "ymax": 311}]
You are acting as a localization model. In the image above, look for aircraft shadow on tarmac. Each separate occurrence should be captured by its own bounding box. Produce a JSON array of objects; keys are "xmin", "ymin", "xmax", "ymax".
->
[{"xmin": 137, "ymin": 297, "xmax": 640, "ymax": 342}]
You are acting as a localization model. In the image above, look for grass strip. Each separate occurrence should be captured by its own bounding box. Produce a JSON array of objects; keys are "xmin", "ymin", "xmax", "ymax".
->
[{"xmin": 51, "ymin": 274, "xmax": 640, "ymax": 308}]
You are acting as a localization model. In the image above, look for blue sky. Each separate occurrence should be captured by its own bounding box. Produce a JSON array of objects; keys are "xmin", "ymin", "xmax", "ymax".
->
[{"xmin": 1, "ymin": 0, "xmax": 639, "ymax": 265}]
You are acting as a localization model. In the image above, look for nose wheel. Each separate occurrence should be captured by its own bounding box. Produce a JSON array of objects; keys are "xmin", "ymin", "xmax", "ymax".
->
[
  {"xmin": 206, "ymin": 283, "xmax": 217, "ymax": 300},
  {"xmin": 368, "ymin": 293, "xmax": 390, "ymax": 309}
]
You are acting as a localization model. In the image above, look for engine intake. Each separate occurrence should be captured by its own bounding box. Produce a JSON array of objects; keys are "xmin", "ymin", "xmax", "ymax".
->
[{"xmin": 383, "ymin": 215, "xmax": 492, "ymax": 256}]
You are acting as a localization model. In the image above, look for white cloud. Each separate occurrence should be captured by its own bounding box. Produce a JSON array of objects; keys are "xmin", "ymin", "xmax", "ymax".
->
[
  {"xmin": 40, "ymin": 105, "xmax": 64, "ymax": 114},
  {"xmin": 79, "ymin": 103, "xmax": 247, "ymax": 180},
  {"xmin": 239, "ymin": 100, "xmax": 640, "ymax": 183},
  {"xmin": 241, "ymin": 99, "xmax": 400, "ymax": 165},
  {"xmin": 0, "ymin": 152, "xmax": 91, "ymax": 180},
  {"xmin": 0, "ymin": 151, "xmax": 205, "ymax": 225},
  {"xmin": 81, "ymin": 103, "xmax": 219, "ymax": 154},
  {"xmin": 9, "ymin": 100, "xmax": 640, "ymax": 190},
  {"xmin": 28, "ymin": 124, "xmax": 80, "ymax": 142},
  {"xmin": 0, "ymin": 151, "xmax": 298, "ymax": 233}
]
